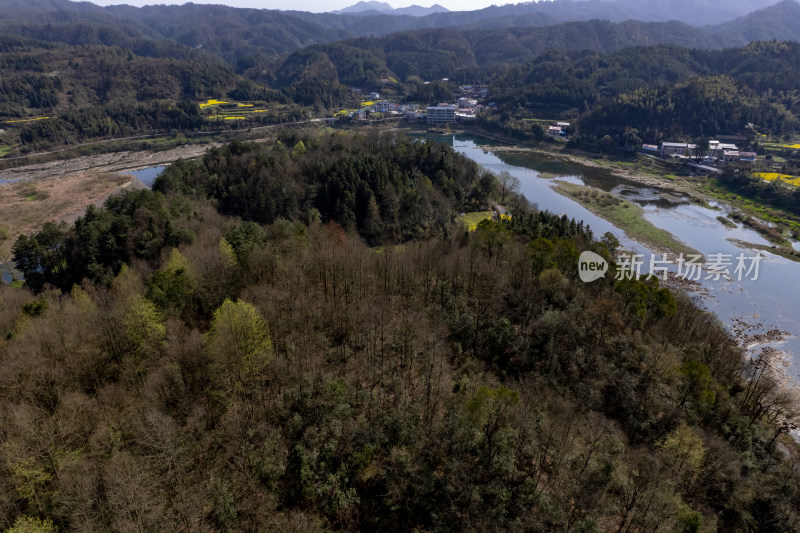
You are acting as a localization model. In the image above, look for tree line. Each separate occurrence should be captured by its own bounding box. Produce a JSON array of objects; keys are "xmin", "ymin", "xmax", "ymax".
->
[{"xmin": 1, "ymin": 131, "xmax": 798, "ymax": 531}]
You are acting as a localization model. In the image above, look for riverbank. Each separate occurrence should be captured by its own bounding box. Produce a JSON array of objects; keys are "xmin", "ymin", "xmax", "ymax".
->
[
  {"xmin": 487, "ymin": 142, "xmax": 800, "ymax": 263},
  {"xmin": 553, "ymin": 180, "xmax": 700, "ymax": 257}
]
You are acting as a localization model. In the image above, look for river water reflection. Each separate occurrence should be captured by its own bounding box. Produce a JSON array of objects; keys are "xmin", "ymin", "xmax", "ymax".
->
[
  {"xmin": 122, "ymin": 166, "xmax": 166, "ymax": 188},
  {"xmin": 431, "ymin": 133, "xmax": 800, "ymax": 374}
]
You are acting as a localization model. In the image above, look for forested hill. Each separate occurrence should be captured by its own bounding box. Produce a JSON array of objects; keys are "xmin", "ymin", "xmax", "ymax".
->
[
  {"xmin": 12, "ymin": 131, "xmax": 498, "ymax": 292},
  {"xmin": 154, "ymin": 131, "xmax": 497, "ymax": 247},
  {"xmin": 272, "ymin": 22, "xmax": 719, "ymax": 89},
  {"xmin": 0, "ymin": 38, "xmax": 237, "ymax": 117},
  {"xmin": 0, "ymin": 0, "xmax": 344, "ymax": 63},
  {"xmin": 3, "ymin": 130, "xmax": 800, "ymax": 531},
  {"xmin": 267, "ymin": 37, "xmax": 800, "ymax": 142},
  {"xmin": 3, "ymin": 34, "xmax": 799, "ymax": 154},
  {"xmin": 270, "ymin": 2, "xmax": 800, "ymax": 88},
  {"xmin": 0, "ymin": 0, "xmax": 211, "ymax": 62},
  {"xmin": 488, "ymin": 41, "xmax": 800, "ymax": 143},
  {"xmin": 0, "ymin": 37, "xmax": 304, "ymax": 152},
  {"xmin": 708, "ymin": 0, "xmax": 800, "ymax": 45}
]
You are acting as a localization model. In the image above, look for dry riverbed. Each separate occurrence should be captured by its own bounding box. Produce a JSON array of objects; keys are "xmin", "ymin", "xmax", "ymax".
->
[
  {"xmin": 0, "ymin": 144, "xmax": 220, "ymax": 184},
  {"xmin": 1, "ymin": 171, "xmax": 138, "ymax": 239},
  {"xmin": 0, "ymin": 144, "xmax": 225, "ymax": 240}
]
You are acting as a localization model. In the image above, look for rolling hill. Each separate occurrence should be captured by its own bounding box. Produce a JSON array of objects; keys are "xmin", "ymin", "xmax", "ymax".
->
[{"xmin": 0, "ymin": 0, "xmax": 797, "ymax": 71}]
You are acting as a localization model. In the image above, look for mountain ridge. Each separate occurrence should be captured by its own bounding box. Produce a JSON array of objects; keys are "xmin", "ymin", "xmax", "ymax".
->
[
  {"xmin": 0, "ymin": 0, "xmax": 797, "ymax": 69},
  {"xmin": 332, "ymin": 1, "xmax": 450, "ymax": 16}
]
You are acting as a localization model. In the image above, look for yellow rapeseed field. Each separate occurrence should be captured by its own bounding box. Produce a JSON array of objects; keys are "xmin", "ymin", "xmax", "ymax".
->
[
  {"xmin": 4, "ymin": 116, "xmax": 51, "ymax": 123},
  {"xmin": 755, "ymin": 172, "xmax": 800, "ymax": 187},
  {"xmin": 199, "ymin": 99, "xmax": 230, "ymax": 108}
]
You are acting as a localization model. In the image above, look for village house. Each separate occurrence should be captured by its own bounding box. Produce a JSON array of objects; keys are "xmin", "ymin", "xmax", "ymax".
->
[
  {"xmin": 722, "ymin": 150, "xmax": 741, "ymax": 162},
  {"xmin": 661, "ymin": 142, "xmax": 697, "ymax": 156}
]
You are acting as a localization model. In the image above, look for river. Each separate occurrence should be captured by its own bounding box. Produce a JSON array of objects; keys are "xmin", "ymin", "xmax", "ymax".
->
[
  {"xmin": 122, "ymin": 166, "xmax": 166, "ymax": 188},
  {"xmin": 429, "ymin": 133, "xmax": 800, "ymax": 380}
]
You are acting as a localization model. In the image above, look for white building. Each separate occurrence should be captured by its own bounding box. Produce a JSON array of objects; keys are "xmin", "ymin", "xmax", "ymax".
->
[
  {"xmin": 708, "ymin": 140, "xmax": 738, "ymax": 158},
  {"xmin": 426, "ymin": 105, "xmax": 456, "ymax": 124},
  {"xmin": 661, "ymin": 142, "xmax": 697, "ymax": 156}
]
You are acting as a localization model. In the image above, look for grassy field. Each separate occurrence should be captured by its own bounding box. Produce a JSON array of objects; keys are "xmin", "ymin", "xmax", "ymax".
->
[
  {"xmin": 554, "ymin": 181, "xmax": 699, "ymax": 257},
  {"xmin": 458, "ymin": 210, "xmax": 492, "ymax": 231},
  {"xmin": 0, "ymin": 145, "xmax": 13, "ymax": 157}
]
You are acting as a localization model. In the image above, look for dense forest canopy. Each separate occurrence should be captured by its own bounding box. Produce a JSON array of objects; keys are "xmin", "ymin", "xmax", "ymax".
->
[
  {"xmin": 153, "ymin": 132, "xmax": 496, "ymax": 246},
  {"xmin": 2, "ymin": 131, "xmax": 799, "ymax": 531}
]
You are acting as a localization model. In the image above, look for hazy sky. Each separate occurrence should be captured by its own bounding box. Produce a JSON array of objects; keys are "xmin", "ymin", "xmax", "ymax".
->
[{"xmin": 87, "ymin": 0, "xmax": 500, "ymax": 13}]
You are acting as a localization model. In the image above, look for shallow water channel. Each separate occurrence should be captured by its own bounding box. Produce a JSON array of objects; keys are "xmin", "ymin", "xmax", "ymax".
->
[{"xmin": 122, "ymin": 165, "xmax": 166, "ymax": 188}]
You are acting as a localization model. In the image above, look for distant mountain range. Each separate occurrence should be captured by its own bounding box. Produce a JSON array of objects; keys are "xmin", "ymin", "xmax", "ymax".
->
[
  {"xmin": 274, "ymin": 1, "xmax": 800, "ymax": 89},
  {"xmin": 332, "ymin": 1, "xmax": 450, "ymax": 16},
  {"xmin": 0, "ymin": 0, "xmax": 797, "ymax": 69}
]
